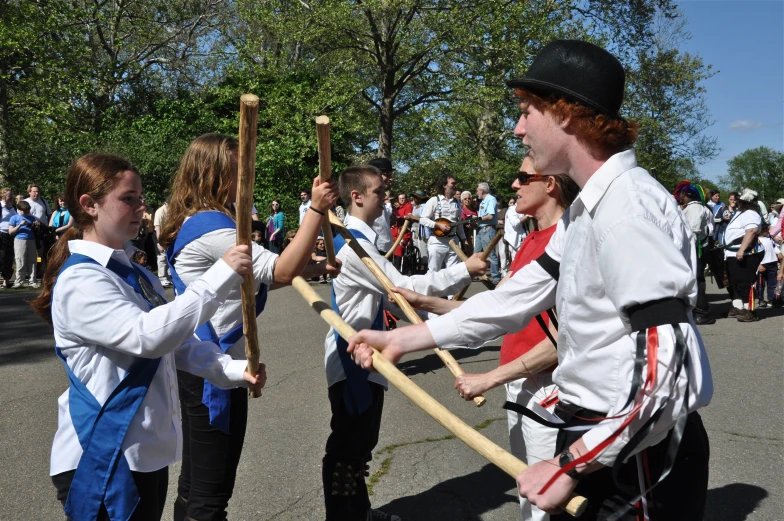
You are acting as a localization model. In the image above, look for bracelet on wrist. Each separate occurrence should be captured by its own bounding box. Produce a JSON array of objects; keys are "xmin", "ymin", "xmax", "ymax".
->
[{"xmin": 309, "ymin": 206, "xmax": 325, "ymax": 216}]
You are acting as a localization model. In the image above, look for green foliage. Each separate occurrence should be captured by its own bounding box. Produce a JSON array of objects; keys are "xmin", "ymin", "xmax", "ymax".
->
[{"xmin": 720, "ymin": 147, "xmax": 784, "ymax": 203}]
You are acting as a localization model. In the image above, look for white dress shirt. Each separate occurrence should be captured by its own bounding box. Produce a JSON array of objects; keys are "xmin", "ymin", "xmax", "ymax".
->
[
  {"xmin": 51, "ymin": 240, "xmax": 249, "ymax": 475},
  {"xmin": 326, "ymin": 216, "xmax": 470, "ymax": 388},
  {"xmin": 171, "ymin": 213, "xmax": 279, "ymax": 359},
  {"xmin": 372, "ymin": 204, "xmax": 394, "ymax": 252},
  {"xmin": 419, "ymin": 195, "xmax": 467, "ymax": 240},
  {"xmin": 426, "ymin": 150, "xmax": 713, "ymax": 466},
  {"xmin": 503, "ymin": 206, "xmax": 526, "ymax": 250}
]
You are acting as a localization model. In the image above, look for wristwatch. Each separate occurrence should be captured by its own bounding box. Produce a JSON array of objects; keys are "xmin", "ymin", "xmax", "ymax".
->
[{"xmin": 559, "ymin": 449, "xmax": 582, "ymax": 480}]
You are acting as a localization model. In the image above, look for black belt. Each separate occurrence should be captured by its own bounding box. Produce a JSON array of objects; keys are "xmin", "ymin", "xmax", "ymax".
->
[{"xmin": 627, "ymin": 297, "xmax": 689, "ymax": 332}]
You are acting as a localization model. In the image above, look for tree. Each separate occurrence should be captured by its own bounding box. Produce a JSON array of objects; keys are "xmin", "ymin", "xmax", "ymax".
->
[{"xmin": 721, "ymin": 146, "xmax": 784, "ymax": 203}]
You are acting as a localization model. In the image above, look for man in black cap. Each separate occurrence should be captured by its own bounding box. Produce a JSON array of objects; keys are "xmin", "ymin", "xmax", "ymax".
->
[
  {"xmin": 367, "ymin": 158, "xmax": 395, "ymax": 255},
  {"xmin": 346, "ymin": 40, "xmax": 713, "ymax": 521}
]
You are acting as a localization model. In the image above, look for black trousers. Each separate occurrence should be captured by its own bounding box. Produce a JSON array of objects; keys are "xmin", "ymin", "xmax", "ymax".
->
[
  {"xmin": 323, "ymin": 380, "xmax": 385, "ymax": 521},
  {"xmin": 551, "ymin": 411, "xmax": 709, "ymax": 521},
  {"xmin": 0, "ymin": 232, "xmax": 12, "ymax": 280},
  {"xmin": 694, "ymin": 248, "xmax": 710, "ymax": 313},
  {"xmin": 52, "ymin": 466, "xmax": 168, "ymax": 521},
  {"xmin": 726, "ymin": 253, "xmax": 763, "ymax": 303},
  {"xmin": 175, "ymin": 370, "xmax": 249, "ymax": 521}
]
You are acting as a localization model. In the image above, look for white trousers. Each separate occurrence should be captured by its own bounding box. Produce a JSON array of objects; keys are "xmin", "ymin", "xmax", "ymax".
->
[
  {"xmin": 427, "ymin": 235, "xmax": 459, "ymax": 272},
  {"xmin": 505, "ymin": 373, "xmax": 558, "ymax": 521}
]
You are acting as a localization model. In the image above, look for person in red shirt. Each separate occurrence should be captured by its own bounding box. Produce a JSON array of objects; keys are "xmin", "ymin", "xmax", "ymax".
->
[
  {"xmin": 393, "ymin": 153, "xmax": 578, "ymax": 521},
  {"xmin": 391, "ymin": 192, "xmax": 413, "ymax": 265}
]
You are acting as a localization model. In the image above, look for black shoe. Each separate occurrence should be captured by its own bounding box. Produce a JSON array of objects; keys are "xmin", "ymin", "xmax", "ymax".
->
[
  {"xmin": 367, "ymin": 509, "xmax": 402, "ymax": 521},
  {"xmin": 736, "ymin": 309, "xmax": 759, "ymax": 322},
  {"xmin": 694, "ymin": 314, "xmax": 715, "ymax": 325}
]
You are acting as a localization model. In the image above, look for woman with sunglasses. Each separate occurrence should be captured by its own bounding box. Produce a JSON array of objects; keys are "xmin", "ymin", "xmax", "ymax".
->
[{"xmin": 390, "ymin": 154, "xmax": 579, "ymax": 521}]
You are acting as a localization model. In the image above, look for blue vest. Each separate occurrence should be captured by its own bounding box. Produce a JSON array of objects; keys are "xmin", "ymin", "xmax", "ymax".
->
[
  {"xmin": 54, "ymin": 253, "xmax": 166, "ymax": 521},
  {"xmin": 166, "ymin": 211, "xmax": 267, "ymax": 433},
  {"xmin": 332, "ymin": 230, "xmax": 385, "ymax": 415}
]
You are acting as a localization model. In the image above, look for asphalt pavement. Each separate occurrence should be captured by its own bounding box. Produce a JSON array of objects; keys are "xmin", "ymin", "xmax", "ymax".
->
[{"xmin": 0, "ymin": 280, "xmax": 781, "ymax": 521}]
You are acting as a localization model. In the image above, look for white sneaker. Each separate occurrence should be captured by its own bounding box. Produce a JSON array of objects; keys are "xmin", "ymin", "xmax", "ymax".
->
[{"xmin": 160, "ymin": 279, "xmax": 171, "ymax": 287}]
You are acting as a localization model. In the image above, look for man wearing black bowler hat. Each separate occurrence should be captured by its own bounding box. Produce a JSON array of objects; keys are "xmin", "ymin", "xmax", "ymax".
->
[{"xmin": 346, "ymin": 39, "xmax": 713, "ymax": 521}]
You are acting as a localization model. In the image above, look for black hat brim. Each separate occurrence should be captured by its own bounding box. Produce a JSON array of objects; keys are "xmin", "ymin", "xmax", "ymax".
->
[{"xmin": 507, "ymin": 78, "xmax": 610, "ymax": 115}]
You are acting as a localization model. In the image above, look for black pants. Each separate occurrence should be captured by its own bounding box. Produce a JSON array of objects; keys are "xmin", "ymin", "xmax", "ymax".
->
[
  {"xmin": 726, "ymin": 253, "xmax": 763, "ymax": 303},
  {"xmin": 551, "ymin": 411, "xmax": 709, "ymax": 521},
  {"xmin": 694, "ymin": 248, "xmax": 710, "ymax": 313},
  {"xmin": 52, "ymin": 466, "xmax": 168, "ymax": 521},
  {"xmin": 175, "ymin": 370, "xmax": 249, "ymax": 521},
  {"xmin": 323, "ymin": 380, "xmax": 385, "ymax": 521},
  {"xmin": 0, "ymin": 232, "xmax": 12, "ymax": 280}
]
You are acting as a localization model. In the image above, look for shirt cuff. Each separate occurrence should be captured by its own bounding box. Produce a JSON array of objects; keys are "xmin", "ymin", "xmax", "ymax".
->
[
  {"xmin": 446, "ymin": 263, "xmax": 471, "ymax": 286},
  {"xmin": 580, "ymin": 421, "xmax": 626, "ymax": 467},
  {"xmin": 224, "ymin": 359, "xmax": 249, "ymax": 387},
  {"xmin": 202, "ymin": 258, "xmax": 243, "ymax": 300},
  {"xmin": 426, "ymin": 312, "xmax": 463, "ymax": 348}
]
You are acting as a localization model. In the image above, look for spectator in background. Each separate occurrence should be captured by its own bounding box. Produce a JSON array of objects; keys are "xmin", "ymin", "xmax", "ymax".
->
[
  {"xmin": 419, "ymin": 175, "xmax": 467, "ymax": 272},
  {"xmin": 722, "ymin": 191, "xmax": 739, "ymax": 227},
  {"xmin": 25, "ymin": 183, "xmax": 54, "ymax": 276},
  {"xmin": 49, "ymin": 194, "xmax": 73, "ymax": 240},
  {"xmin": 709, "ymin": 190, "xmax": 726, "ymax": 245},
  {"xmin": 154, "ymin": 199, "xmax": 171, "ymax": 286},
  {"xmin": 267, "ymin": 199, "xmax": 285, "ymax": 253},
  {"xmin": 768, "ymin": 199, "xmax": 782, "ymax": 227},
  {"xmin": 1, "ymin": 188, "xmax": 14, "ymax": 288},
  {"xmin": 9, "ymin": 200, "xmax": 38, "ymax": 288},
  {"xmin": 391, "ymin": 192, "xmax": 413, "ymax": 266},
  {"xmin": 502, "ymin": 195, "xmax": 527, "ymax": 274},
  {"xmin": 756, "ymin": 223, "xmax": 782, "ymax": 307},
  {"xmin": 368, "ymin": 158, "xmax": 395, "ymax": 255},
  {"xmin": 312, "ymin": 237, "xmax": 329, "ymax": 283},
  {"xmin": 679, "ymin": 184, "xmax": 715, "ymax": 325},
  {"xmin": 475, "ymin": 181, "xmax": 501, "ymax": 283},
  {"xmin": 251, "ymin": 230, "xmax": 263, "ymax": 246},
  {"xmin": 15, "ymin": 194, "xmax": 23, "ymax": 205},
  {"xmin": 299, "ymin": 189, "xmax": 312, "ymax": 225},
  {"xmin": 461, "ymin": 190, "xmax": 478, "ymax": 253}
]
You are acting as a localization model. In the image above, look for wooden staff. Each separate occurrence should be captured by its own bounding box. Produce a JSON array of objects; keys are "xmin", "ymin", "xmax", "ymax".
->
[
  {"xmin": 451, "ymin": 229, "xmax": 503, "ymax": 300},
  {"xmin": 384, "ymin": 219, "xmax": 411, "ymax": 259},
  {"xmin": 315, "ymin": 116, "xmax": 337, "ymax": 265},
  {"xmin": 449, "ymin": 240, "xmax": 495, "ymax": 294},
  {"xmin": 236, "ymin": 94, "xmax": 262, "ymax": 399},
  {"xmin": 291, "ymin": 276, "xmax": 587, "ymax": 518},
  {"xmin": 328, "ymin": 212, "xmax": 486, "ymax": 407}
]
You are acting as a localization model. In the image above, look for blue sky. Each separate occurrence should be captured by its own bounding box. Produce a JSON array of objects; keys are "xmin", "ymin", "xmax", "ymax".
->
[{"xmin": 677, "ymin": 0, "xmax": 784, "ymax": 183}]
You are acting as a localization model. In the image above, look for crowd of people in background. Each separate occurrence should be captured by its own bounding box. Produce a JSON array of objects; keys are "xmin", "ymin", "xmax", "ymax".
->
[{"xmin": 2, "ymin": 173, "xmax": 782, "ymax": 321}]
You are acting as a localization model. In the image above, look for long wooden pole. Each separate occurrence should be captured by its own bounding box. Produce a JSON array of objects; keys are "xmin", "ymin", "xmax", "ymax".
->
[
  {"xmin": 291, "ymin": 277, "xmax": 587, "ymax": 518},
  {"xmin": 236, "ymin": 94, "xmax": 262, "ymax": 399},
  {"xmin": 315, "ymin": 116, "xmax": 337, "ymax": 266},
  {"xmin": 449, "ymin": 240, "xmax": 495, "ymax": 294},
  {"xmin": 328, "ymin": 212, "xmax": 486, "ymax": 407},
  {"xmin": 451, "ymin": 229, "xmax": 503, "ymax": 301},
  {"xmin": 384, "ymin": 219, "xmax": 410, "ymax": 259}
]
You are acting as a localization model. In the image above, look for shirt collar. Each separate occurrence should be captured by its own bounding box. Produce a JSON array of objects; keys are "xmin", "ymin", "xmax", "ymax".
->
[
  {"xmin": 67, "ymin": 239, "xmax": 132, "ymax": 268},
  {"xmin": 344, "ymin": 214, "xmax": 378, "ymax": 245},
  {"xmin": 576, "ymin": 149, "xmax": 638, "ymax": 214}
]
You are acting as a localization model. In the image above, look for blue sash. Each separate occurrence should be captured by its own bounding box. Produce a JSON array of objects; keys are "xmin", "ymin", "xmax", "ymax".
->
[
  {"xmin": 166, "ymin": 211, "xmax": 267, "ymax": 433},
  {"xmin": 332, "ymin": 230, "xmax": 385, "ymax": 415},
  {"xmin": 54, "ymin": 253, "xmax": 165, "ymax": 521}
]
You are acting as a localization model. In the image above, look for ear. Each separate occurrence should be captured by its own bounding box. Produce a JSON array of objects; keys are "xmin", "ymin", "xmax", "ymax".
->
[
  {"xmin": 544, "ymin": 176, "xmax": 558, "ymax": 195},
  {"xmin": 559, "ymin": 115, "xmax": 571, "ymax": 130},
  {"xmin": 79, "ymin": 194, "xmax": 98, "ymax": 218},
  {"xmin": 351, "ymin": 189, "xmax": 362, "ymax": 207}
]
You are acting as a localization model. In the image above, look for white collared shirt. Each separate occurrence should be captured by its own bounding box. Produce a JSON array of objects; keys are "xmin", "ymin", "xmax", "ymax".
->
[
  {"xmin": 419, "ymin": 195, "xmax": 467, "ymax": 240},
  {"xmin": 372, "ymin": 204, "xmax": 394, "ymax": 252},
  {"xmin": 326, "ymin": 215, "xmax": 470, "ymax": 388},
  {"xmin": 51, "ymin": 240, "xmax": 248, "ymax": 475},
  {"xmin": 503, "ymin": 206, "xmax": 526, "ymax": 250},
  {"xmin": 170, "ymin": 213, "xmax": 278, "ymax": 359},
  {"xmin": 426, "ymin": 150, "xmax": 713, "ymax": 466}
]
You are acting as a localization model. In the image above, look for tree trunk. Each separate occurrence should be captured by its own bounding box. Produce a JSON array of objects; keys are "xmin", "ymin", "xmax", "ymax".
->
[
  {"xmin": 0, "ymin": 73, "xmax": 9, "ymax": 186},
  {"xmin": 378, "ymin": 97, "xmax": 394, "ymax": 159},
  {"xmin": 476, "ymin": 103, "xmax": 498, "ymax": 184}
]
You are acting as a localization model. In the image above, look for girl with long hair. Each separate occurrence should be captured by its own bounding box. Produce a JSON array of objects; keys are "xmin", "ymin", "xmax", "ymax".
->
[
  {"xmin": 158, "ymin": 133, "xmax": 340, "ymax": 521},
  {"xmin": 31, "ymin": 153, "xmax": 264, "ymax": 521},
  {"xmin": 266, "ymin": 199, "xmax": 284, "ymax": 253}
]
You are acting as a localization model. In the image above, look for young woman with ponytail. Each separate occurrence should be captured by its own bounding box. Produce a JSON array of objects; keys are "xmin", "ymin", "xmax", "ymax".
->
[{"xmin": 32, "ymin": 153, "xmax": 266, "ymax": 521}]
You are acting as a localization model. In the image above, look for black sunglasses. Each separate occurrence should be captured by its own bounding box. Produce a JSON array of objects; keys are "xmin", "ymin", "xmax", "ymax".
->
[{"xmin": 516, "ymin": 171, "xmax": 548, "ymax": 185}]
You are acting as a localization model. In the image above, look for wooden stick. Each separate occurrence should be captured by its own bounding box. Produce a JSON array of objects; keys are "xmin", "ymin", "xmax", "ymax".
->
[
  {"xmin": 315, "ymin": 116, "xmax": 337, "ymax": 265},
  {"xmin": 328, "ymin": 212, "xmax": 486, "ymax": 407},
  {"xmin": 290, "ymin": 277, "xmax": 587, "ymax": 518},
  {"xmin": 450, "ymin": 230, "xmax": 502, "ymax": 301},
  {"xmin": 236, "ymin": 94, "xmax": 262, "ymax": 399},
  {"xmin": 449, "ymin": 240, "xmax": 495, "ymax": 298},
  {"xmin": 384, "ymin": 219, "xmax": 411, "ymax": 259}
]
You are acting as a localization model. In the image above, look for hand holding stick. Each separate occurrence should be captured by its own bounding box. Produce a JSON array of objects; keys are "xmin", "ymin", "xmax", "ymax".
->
[
  {"xmin": 328, "ymin": 212, "xmax": 486, "ymax": 407},
  {"xmin": 385, "ymin": 219, "xmax": 411, "ymax": 259},
  {"xmin": 290, "ymin": 276, "xmax": 587, "ymax": 517},
  {"xmin": 450, "ymin": 230, "xmax": 502, "ymax": 300},
  {"xmin": 315, "ymin": 116, "xmax": 337, "ymax": 265},
  {"xmin": 236, "ymin": 94, "xmax": 262, "ymax": 398}
]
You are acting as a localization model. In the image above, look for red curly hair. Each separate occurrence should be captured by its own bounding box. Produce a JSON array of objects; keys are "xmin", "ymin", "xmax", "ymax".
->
[{"xmin": 514, "ymin": 88, "xmax": 639, "ymax": 156}]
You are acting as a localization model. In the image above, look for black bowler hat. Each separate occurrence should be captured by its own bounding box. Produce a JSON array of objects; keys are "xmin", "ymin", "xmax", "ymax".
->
[
  {"xmin": 368, "ymin": 157, "xmax": 393, "ymax": 172},
  {"xmin": 507, "ymin": 40, "xmax": 626, "ymax": 117}
]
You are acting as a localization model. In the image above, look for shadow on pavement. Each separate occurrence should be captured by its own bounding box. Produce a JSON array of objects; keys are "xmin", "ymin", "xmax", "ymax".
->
[
  {"xmin": 375, "ymin": 464, "xmax": 517, "ymax": 521},
  {"xmin": 397, "ymin": 346, "xmax": 501, "ymax": 377},
  {"xmin": 0, "ymin": 291, "xmax": 54, "ymax": 366},
  {"xmin": 704, "ymin": 483, "xmax": 767, "ymax": 520}
]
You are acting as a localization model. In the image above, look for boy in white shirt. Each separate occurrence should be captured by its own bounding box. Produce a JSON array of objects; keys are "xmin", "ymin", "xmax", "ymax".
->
[
  {"xmin": 323, "ymin": 165, "xmax": 487, "ymax": 521},
  {"xmin": 756, "ymin": 223, "xmax": 782, "ymax": 307}
]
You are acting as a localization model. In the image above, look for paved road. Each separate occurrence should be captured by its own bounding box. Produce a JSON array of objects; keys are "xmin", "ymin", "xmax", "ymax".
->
[{"xmin": 0, "ymin": 281, "xmax": 781, "ymax": 520}]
